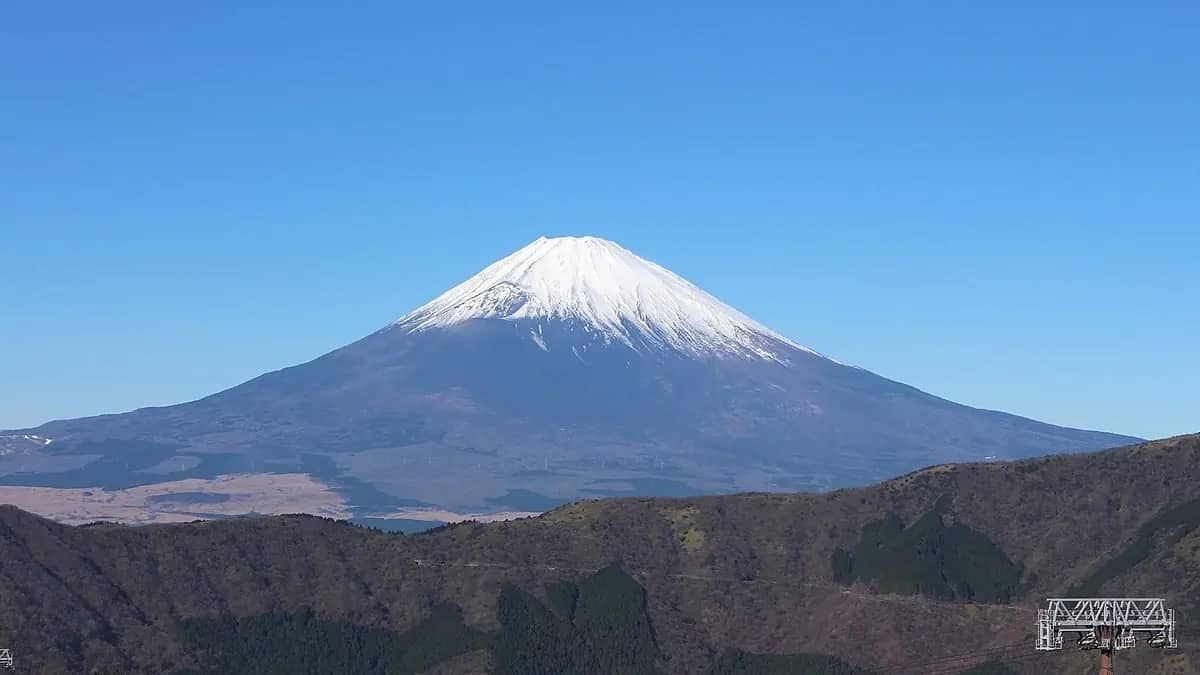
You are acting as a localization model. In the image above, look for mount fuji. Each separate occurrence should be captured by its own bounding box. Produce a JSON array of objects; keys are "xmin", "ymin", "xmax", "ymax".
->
[{"xmin": 1, "ymin": 236, "xmax": 1138, "ymax": 515}]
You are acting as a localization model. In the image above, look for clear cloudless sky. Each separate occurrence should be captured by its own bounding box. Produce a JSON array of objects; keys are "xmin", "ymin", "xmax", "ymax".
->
[{"xmin": 1, "ymin": 2, "xmax": 1197, "ymax": 439}]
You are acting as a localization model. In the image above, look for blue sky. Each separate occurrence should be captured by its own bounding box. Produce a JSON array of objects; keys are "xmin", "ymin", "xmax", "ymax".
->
[{"xmin": 2, "ymin": 2, "xmax": 1196, "ymax": 439}]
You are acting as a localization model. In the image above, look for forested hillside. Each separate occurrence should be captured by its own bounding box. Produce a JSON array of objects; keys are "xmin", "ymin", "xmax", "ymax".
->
[{"xmin": 2, "ymin": 434, "xmax": 1198, "ymax": 674}]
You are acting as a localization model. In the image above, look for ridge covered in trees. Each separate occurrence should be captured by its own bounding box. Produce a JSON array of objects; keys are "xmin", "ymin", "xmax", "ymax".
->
[
  {"xmin": 172, "ymin": 566, "xmax": 892, "ymax": 675},
  {"xmin": 6, "ymin": 434, "xmax": 1199, "ymax": 674},
  {"xmin": 171, "ymin": 565, "xmax": 666, "ymax": 675}
]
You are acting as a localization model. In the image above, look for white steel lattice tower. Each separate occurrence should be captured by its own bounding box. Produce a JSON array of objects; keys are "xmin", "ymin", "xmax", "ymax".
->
[
  {"xmin": 1037, "ymin": 598, "xmax": 1178, "ymax": 675},
  {"xmin": 0, "ymin": 648, "xmax": 11, "ymax": 670}
]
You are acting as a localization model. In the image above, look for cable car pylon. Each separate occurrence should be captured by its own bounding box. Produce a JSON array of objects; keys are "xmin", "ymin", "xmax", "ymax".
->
[{"xmin": 1036, "ymin": 598, "xmax": 1178, "ymax": 674}]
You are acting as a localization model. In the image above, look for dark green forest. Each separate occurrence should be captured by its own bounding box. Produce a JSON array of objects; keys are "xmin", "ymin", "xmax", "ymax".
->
[
  {"xmin": 494, "ymin": 564, "xmax": 661, "ymax": 675},
  {"xmin": 176, "ymin": 603, "xmax": 489, "ymax": 675},
  {"xmin": 831, "ymin": 497, "xmax": 1022, "ymax": 602}
]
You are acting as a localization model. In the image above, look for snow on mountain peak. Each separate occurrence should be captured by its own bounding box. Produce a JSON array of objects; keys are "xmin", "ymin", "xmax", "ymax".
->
[{"xmin": 395, "ymin": 236, "xmax": 825, "ymax": 362}]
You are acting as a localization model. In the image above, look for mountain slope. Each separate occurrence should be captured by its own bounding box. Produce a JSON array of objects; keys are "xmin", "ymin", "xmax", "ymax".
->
[
  {"xmin": 1, "ymin": 434, "xmax": 1197, "ymax": 674},
  {"xmin": 1, "ymin": 236, "xmax": 1137, "ymax": 515}
]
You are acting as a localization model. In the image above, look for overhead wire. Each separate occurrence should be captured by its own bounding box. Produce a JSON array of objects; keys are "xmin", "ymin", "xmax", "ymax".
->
[
  {"xmin": 919, "ymin": 650, "xmax": 1047, "ymax": 675},
  {"xmin": 873, "ymin": 641, "xmax": 1029, "ymax": 673}
]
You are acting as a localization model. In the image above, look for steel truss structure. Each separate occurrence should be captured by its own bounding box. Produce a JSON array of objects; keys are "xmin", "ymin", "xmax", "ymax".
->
[
  {"xmin": 1037, "ymin": 598, "xmax": 1177, "ymax": 651},
  {"xmin": 0, "ymin": 648, "xmax": 11, "ymax": 670}
]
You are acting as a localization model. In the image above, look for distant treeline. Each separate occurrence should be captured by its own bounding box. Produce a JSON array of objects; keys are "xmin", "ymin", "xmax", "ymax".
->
[{"xmin": 176, "ymin": 603, "xmax": 488, "ymax": 675}]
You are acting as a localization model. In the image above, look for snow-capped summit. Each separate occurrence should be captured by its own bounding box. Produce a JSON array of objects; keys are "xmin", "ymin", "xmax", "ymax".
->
[
  {"xmin": 8, "ymin": 234, "xmax": 1139, "ymax": 514},
  {"xmin": 396, "ymin": 236, "xmax": 822, "ymax": 362}
]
